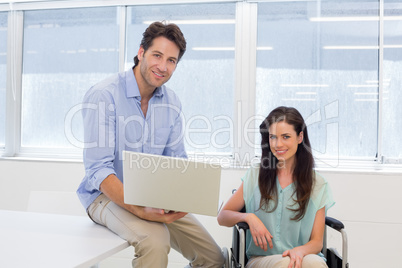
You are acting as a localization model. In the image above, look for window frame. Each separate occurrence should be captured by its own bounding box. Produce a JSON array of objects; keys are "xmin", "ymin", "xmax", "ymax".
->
[{"xmin": 0, "ymin": 0, "xmax": 401, "ymax": 172}]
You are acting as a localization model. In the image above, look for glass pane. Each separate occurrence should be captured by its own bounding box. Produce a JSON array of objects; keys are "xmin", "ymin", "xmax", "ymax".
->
[
  {"xmin": 256, "ymin": 1, "xmax": 379, "ymax": 162},
  {"xmin": 126, "ymin": 3, "xmax": 236, "ymax": 154},
  {"xmin": 0, "ymin": 12, "xmax": 6, "ymax": 148},
  {"xmin": 21, "ymin": 7, "xmax": 119, "ymax": 149},
  {"xmin": 383, "ymin": 1, "xmax": 402, "ymax": 160}
]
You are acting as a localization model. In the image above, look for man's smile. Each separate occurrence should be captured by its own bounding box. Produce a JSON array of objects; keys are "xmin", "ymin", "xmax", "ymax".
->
[{"xmin": 153, "ymin": 70, "xmax": 165, "ymax": 78}]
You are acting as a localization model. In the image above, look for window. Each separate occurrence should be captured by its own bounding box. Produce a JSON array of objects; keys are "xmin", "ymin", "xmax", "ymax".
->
[
  {"xmin": 21, "ymin": 7, "xmax": 119, "ymax": 152},
  {"xmin": 383, "ymin": 1, "xmax": 402, "ymax": 160},
  {"xmin": 125, "ymin": 3, "xmax": 236, "ymax": 155},
  {"xmin": 0, "ymin": 12, "xmax": 6, "ymax": 148},
  {"xmin": 256, "ymin": 1, "xmax": 380, "ymax": 163},
  {"xmin": 1, "ymin": 0, "xmax": 401, "ymax": 168}
]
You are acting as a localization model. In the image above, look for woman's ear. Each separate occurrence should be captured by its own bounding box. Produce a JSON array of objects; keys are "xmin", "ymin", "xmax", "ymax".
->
[{"xmin": 298, "ymin": 131, "xmax": 304, "ymax": 144}]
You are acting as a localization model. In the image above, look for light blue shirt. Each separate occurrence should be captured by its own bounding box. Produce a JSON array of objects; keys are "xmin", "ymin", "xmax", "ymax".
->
[
  {"xmin": 77, "ymin": 68, "xmax": 187, "ymax": 209},
  {"xmin": 242, "ymin": 165, "xmax": 334, "ymax": 259}
]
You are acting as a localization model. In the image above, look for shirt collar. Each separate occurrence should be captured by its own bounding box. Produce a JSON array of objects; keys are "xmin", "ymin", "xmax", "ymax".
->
[
  {"xmin": 125, "ymin": 68, "xmax": 164, "ymax": 99},
  {"xmin": 153, "ymin": 87, "xmax": 164, "ymax": 97}
]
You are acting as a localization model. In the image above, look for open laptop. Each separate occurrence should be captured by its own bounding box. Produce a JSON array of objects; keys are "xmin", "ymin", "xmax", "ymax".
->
[{"xmin": 122, "ymin": 151, "xmax": 222, "ymax": 217}]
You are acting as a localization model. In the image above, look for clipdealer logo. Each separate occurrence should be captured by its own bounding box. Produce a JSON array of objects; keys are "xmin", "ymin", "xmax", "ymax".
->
[{"xmin": 64, "ymin": 101, "xmax": 339, "ymax": 167}]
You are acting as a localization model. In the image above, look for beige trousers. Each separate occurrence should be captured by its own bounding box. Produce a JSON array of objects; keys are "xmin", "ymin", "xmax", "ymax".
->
[
  {"xmin": 88, "ymin": 194, "xmax": 224, "ymax": 268},
  {"xmin": 246, "ymin": 254, "xmax": 328, "ymax": 268}
]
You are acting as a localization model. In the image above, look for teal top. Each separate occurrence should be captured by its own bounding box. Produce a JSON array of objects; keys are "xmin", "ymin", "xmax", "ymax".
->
[{"xmin": 242, "ymin": 165, "xmax": 335, "ymax": 259}]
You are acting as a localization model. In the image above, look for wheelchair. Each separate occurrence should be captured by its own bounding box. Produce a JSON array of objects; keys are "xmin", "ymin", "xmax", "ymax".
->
[{"xmin": 222, "ymin": 207, "xmax": 349, "ymax": 268}]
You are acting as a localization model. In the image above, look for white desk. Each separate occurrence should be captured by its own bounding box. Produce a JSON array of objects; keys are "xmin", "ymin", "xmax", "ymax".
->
[{"xmin": 0, "ymin": 210, "xmax": 130, "ymax": 268}]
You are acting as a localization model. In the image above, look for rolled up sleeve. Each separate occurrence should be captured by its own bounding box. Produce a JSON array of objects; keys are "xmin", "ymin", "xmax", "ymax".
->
[{"xmin": 80, "ymin": 87, "xmax": 117, "ymax": 202}]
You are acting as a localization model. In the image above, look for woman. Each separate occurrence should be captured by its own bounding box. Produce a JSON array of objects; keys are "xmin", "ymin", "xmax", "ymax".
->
[{"xmin": 217, "ymin": 106, "xmax": 334, "ymax": 268}]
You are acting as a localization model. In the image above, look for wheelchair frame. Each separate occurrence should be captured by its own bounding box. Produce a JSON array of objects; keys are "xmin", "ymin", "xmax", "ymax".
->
[{"xmin": 228, "ymin": 216, "xmax": 349, "ymax": 268}]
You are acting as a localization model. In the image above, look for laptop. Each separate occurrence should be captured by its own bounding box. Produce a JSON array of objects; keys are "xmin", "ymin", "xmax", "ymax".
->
[{"xmin": 122, "ymin": 151, "xmax": 222, "ymax": 217}]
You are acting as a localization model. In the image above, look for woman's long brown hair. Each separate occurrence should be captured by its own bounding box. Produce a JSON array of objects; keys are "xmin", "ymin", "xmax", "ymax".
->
[{"xmin": 258, "ymin": 106, "xmax": 314, "ymax": 221}]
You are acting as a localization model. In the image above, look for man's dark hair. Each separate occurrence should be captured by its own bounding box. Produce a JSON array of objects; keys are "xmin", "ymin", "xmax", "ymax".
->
[{"xmin": 133, "ymin": 21, "xmax": 186, "ymax": 67}]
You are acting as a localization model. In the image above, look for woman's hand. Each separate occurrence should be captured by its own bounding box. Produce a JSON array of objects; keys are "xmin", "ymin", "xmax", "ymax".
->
[
  {"xmin": 245, "ymin": 213, "xmax": 273, "ymax": 251},
  {"xmin": 282, "ymin": 206, "xmax": 327, "ymax": 268},
  {"xmin": 282, "ymin": 247, "xmax": 305, "ymax": 268}
]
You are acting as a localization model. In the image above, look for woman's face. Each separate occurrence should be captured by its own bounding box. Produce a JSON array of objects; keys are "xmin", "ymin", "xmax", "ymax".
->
[{"xmin": 268, "ymin": 121, "xmax": 303, "ymax": 166}]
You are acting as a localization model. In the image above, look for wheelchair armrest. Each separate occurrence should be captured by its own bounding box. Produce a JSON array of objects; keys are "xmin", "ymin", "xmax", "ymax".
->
[
  {"xmin": 325, "ymin": 216, "xmax": 344, "ymax": 232},
  {"xmin": 238, "ymin": 217, "xmax": 344, "ymax": 232},
  {"xmin": 237, "ymin": 222, "xmax": 249, "ymax": 230},
  {"xmin": 324, "ymin": 217, "xmax": 348, "ymax": 268}
]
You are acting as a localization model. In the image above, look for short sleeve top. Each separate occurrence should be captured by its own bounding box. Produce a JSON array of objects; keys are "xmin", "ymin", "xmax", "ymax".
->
[{"xmin": 242, "ymin": 165, "xmax": 335, "ymax": 259}]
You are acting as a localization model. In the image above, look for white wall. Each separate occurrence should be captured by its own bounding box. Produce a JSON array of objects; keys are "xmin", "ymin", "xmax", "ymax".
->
[{"xmin": 0, "ymin": 159, "xmax": 401, "ymax": 267}]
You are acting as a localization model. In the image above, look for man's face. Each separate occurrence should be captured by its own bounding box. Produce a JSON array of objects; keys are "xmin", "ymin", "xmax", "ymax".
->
[{"xmin": 137, "ymin": 36, "xmax": 180, "ymax": 90}]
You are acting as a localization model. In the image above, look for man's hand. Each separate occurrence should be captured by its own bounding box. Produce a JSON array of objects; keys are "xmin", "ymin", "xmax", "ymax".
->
[
  {"xmin": 139, "ymin": 207, "xmax": 187, "ymax": 224},
  {"xmin": 100, "ymin": 174, "xmax": 187, "ymax": 223}
]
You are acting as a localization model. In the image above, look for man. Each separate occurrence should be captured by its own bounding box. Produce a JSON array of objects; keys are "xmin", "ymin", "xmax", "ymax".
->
[{"xmin": 77, "ymin": 21, "xmax": 225, "ymax": 267}]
